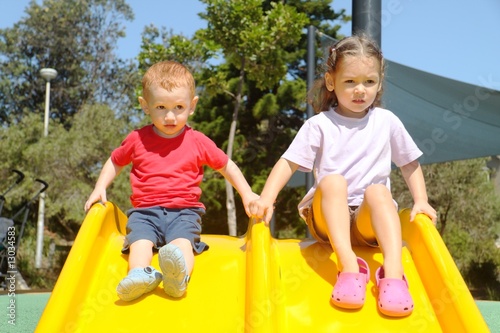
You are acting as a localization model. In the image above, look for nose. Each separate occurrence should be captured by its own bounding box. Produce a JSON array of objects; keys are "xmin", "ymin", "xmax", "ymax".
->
[
  {"xmin": 354, "ymin": 84, "xmax": 365, "ymax": 95},
  {"xmin": 164, "ymin": 110, "xmax": 175, "ymax": 122}
]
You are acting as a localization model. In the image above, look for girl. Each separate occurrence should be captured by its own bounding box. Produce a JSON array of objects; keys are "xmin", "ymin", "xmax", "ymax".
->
[{"xmin": 249, "ymin": 35, "xmax": 436, "ymax": 317}]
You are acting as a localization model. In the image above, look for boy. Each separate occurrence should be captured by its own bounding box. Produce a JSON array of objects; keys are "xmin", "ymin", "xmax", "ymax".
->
[{"xmin": 85, "ymin": 61, "xmax": 258, "ymax": 301}]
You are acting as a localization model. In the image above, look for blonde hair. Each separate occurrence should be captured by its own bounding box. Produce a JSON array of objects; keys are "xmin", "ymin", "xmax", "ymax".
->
[
  {"xmin": 308, "ymin": 35, "xmax": 385, "ymax": 113},
  {"xmin": 142, "ymin": 60, "xmax": 196, "ymax": 100}
]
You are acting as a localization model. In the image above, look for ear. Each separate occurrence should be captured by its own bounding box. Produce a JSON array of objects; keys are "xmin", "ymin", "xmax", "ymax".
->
[
  {"xmin": 138, "ymin": 96, "xmax": 149, "ymax": 114},
  {"xmin": 325, "ymin": 72, "xmax": 335, "ymax": 91},
  {"xmin": 189, "ymin": 96, "xmax": 199, "ymax": 115}
]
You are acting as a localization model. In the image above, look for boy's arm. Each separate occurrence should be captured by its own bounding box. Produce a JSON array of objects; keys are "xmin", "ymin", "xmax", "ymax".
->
[
  {"xmin": 84, "ymin": 157, "xmax": 124, "ymax": 212},
  {"xmin": 400, "ymin": 160, "xmax": 437, "ymax": 223},
  {"xmin": 217, "ymin": 159, "xmax": 259, "ymax": 217},
  {"xmin": 249, "ymin": 158, "xmax": 299, "ymax": 224}
]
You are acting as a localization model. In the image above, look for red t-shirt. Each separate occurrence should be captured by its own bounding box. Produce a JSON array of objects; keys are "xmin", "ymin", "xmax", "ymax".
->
[{"xmin": 111, "ymin": 125, "xmax": 228, "ymax": 209}]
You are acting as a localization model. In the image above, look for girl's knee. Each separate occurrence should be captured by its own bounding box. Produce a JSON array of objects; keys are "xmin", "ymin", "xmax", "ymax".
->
[
  {"xmin": 364, "ymin": 184, "xmax": 391, "ymax": 201},
  {"xmin": 318, "ymin": 174, "xmax": 347, "ymax": 192}
]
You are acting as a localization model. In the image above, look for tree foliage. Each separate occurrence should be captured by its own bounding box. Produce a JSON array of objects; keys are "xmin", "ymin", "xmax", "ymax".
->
[
  {"xmin": 391, "ymin": 158, "xmax": 500, "ymax": 297},
  {"xmin": 196, "ymin": 0, "xmax": 309, "ymax": 235},
  {"xmin": 0, "ymin": 0, "xmax": 137, "ymax": 128},
  {"xmin": 0, "ymin": 103, "xmax": 129, "ymax": 233},
  {"xmin": 0, "ymin": 0, "xmax": 138, "ymax": 254}
]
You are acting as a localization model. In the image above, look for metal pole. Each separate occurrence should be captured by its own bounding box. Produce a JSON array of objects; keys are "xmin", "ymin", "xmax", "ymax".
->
[
  {"xmin": 43, "ymin": 81, "xmax": 50, "ymax": 137},
  {"xmin": 306, "ymin": 25, "xmax": 316, "ymax": 120},
  {"xmin": 352, "ymin": 0, "xmax": 381, "ymax": 46},
  {"xmin": 306, "ymin": 25, "xmax": 315, "ymax": 192},
  {"xmin": 36, "ymin": 68, "xmax": 57, "ymax": 268},
  {"xmin": 305, "ymin": 25, "xmax": 316, "ymax": 238}
]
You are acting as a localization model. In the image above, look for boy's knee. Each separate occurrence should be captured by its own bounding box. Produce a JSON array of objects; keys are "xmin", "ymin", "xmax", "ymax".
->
[{"xmin": 170, "ymin": 237, "xmax": 192, "ymax": 249}]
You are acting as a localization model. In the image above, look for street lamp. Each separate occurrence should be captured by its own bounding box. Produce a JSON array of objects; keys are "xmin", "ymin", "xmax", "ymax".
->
[{"xmin": 36, "ymin": 68, "xmax": 57, "ymax": 268}]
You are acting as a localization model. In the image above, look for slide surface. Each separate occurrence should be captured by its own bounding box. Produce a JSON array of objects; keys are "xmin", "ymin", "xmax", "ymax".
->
[{"xmin": 36, "ymin": 202, "xmax": 489, "ymax": 333}]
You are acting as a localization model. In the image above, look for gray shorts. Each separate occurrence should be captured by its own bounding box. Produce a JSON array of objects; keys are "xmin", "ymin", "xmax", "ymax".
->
[{"xmin": 122, "ymin": 206, "xmax": 208, "ymax": 254}]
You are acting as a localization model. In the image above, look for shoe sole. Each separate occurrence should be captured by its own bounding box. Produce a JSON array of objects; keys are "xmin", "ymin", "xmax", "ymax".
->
[
  {"xmin": 158, "ymin": 244, "xmax": 187, "ymax": 298},
  {"xmin": 116, "ymin": 267, "xmax": 161, "ymax": 301},
  {"xmin": 117, "ymin": 282, "xmax": 145, "ymax": 302}
]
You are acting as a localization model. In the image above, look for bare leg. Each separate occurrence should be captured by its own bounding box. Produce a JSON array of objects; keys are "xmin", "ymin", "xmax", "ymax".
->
[
  {"xmin": 357, "ymin": 184, "xmax": 403, "ymax": 279},
  {"xmin": 170, "ymin": 238, "xmax": 195, "ymax": 276},
  {"xmin": 116, "ymin": 239, "xmax": 161, "ymax": 301},
  {"xmin": 317, "ymin": 174, "xmax": 358, "ymax": 273},
  {"xmin": 128, "ymin": 239, "xmax": 154, "ymax": 271}
]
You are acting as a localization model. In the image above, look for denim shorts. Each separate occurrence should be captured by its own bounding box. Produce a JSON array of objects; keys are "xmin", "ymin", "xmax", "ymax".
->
[{"xmin": 122, "ymin": 206, "xmax": 209, "ymax": 254}]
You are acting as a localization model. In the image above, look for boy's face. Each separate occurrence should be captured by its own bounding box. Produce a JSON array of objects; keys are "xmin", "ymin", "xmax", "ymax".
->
[{"xmin": 139, "ymin": 84, "xmax": 198, "ymax": 138}]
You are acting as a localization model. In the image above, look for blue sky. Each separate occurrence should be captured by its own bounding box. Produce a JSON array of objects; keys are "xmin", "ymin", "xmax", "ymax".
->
[{"xmin": 1, "ymin": 0, "xmax": 499, "ymax": 90}]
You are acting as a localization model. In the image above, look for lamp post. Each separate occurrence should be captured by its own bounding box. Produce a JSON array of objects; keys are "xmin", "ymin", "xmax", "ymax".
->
[{"xmin": 36, "ymin": 68, "xmax": 57, "ymax": 268}]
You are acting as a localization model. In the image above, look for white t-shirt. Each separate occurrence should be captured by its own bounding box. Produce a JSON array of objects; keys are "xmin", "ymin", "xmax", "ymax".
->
[{"xmin": 282, "ymin": 107, "xmax": 422, "ymax": 216}]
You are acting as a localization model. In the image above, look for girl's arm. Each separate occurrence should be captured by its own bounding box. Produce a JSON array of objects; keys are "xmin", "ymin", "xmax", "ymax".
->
[
  {"xmin": 217, "ymin": 159, "xmax": 259, "ymax": 217},
  {"xmin": 400, "ymin": 160, "xmax": 437, "ymax": 223},
  {"xmin": 249, "ymin": 158, "xmax": 299, "ymax": 225},
  {"xmin": 84, "ymin": 157, "xmax": 124, "ymax": 212}
]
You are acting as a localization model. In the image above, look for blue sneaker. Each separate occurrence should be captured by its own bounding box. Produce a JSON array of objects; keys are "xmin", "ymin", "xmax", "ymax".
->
[
  {"xmin": 158, "ymin": 244, "xmax": 189, "ymax": 298},
  {"xmin": 116, "ymin": 266, "xmax": 162, "ymax": 301}
]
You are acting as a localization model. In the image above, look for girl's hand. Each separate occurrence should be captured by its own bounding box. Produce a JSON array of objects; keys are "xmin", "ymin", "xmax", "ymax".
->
[
  {"xmin": 249, "ymin": 198, "xmax": 274, "ymax": 225},
  {"xmin": 410, "ymin": 201, "xmax": 437, "ymax": 225},
  {"xmin": 242, "ymin": 192, "xmax": 261, "ymax": 218}
]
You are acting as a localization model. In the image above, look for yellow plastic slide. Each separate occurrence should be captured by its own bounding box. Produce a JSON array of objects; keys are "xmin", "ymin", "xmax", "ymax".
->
[{"xmin": 36, "ymin": 202, "xmax": 489, "ymax": 332}]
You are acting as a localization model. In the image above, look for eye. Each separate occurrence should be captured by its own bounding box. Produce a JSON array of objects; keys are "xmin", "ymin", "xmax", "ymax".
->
[
  {"xmin": 157, "ymin": 105, "xmax": 166, "ymax": 110},
  {"xmin": 174, "ymin": 104, "xmax": 184, "ymax": 110}
]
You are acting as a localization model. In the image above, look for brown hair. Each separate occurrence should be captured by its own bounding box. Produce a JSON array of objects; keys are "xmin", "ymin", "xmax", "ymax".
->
[
  {"xmin": 308, "ymin": 35, "xmax": 385, "ymax": 113},
  {"xmin": 142, "ymin": 60, "xmax": 196, "ymax": 100}
]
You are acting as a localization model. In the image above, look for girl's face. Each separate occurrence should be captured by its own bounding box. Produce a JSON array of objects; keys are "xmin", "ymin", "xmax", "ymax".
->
[
  {"xmin": 139, "ymin": 84, "xmax": 198, "ymax": 138},
  {"xmin": 325, "ymin": 55, "xmax": 381, "ymax": 118}
]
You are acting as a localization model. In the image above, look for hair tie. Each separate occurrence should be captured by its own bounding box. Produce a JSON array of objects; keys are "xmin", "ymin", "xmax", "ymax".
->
[{"xmin": 330, "ymin": 46, "xmax": 336, "ymax": 56}]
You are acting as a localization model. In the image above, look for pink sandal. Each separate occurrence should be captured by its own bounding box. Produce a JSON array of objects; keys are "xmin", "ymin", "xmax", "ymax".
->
[
  {"xmin": 376, "ymin": 266, "xmax": 414, "ymax": 317},
  {"xmin": 331, "ymin": 257, "xmax": 370, "ymax": 309}
]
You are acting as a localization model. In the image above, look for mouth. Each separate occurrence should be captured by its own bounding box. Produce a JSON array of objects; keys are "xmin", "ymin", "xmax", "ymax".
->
[{"xmin": 352, "ymin": 99, "xmax": 365, "ymax": 104}]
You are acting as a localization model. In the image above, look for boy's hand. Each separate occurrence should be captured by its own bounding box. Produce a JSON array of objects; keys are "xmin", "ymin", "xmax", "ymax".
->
[
  {"xmin": 249, "ymin": 198, "xmax": 274, "ymax": 225},
  {"xmin": 84, "ymin": 189, "xmax": 107, "ymax": 212},
  {"xmin": 410, "ymin": 201, "xmax": 437, "ymax": 225},
  {"xmin": 242, "ymin": 192, "xmax": 260, "ymax": 218}
]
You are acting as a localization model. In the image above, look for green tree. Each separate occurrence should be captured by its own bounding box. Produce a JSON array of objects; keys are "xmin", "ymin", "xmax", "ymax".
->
[
  {"xmin": 198, "ymin": 0, "xmax": 308, "ymax": 235},
  {"xmin": 0, "ymin": 104, "xmax": 131, "ymax": 287},
  {"xmin": 137, "ymin": 25, "xmax": 214, "ymax": 74},
  {"xmin": 0, "ymin": 0, "xmax": 137, "ymax": 128},
  {"xmin": 0, "ymin": 105, "xmax": 129, "ymax": 233},
  {"xmin": 391, "ymin": 158, "xmax": 500, "ymax": 298},
  {"xmin": 0, "ymin": 0, "xmax": 139, "ymax": 225},
  {"xmin": 0, "ymin": 0, "xmax": 140, "ymax": 286}
]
